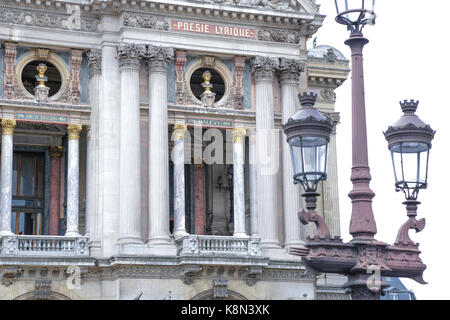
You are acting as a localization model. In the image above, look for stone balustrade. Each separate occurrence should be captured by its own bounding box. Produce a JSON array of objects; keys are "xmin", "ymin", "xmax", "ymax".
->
[
  {"xmin": 0, "ymin": 235, "xmax": 89, "ymax": 257},
  {"xmin": 176, "ymin": 235, "xmax": 261, "ymax": 257}
]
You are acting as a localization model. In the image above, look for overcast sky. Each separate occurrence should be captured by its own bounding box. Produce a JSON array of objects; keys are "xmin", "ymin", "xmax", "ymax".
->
[{"xmin": 314, "ymin": 0, "xmax": 450, "ymax": 300}]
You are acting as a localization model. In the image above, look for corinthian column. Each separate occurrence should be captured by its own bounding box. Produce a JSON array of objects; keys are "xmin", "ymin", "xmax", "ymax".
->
[
  {"xmin": 0, "ymin": 119, "xmax": 16, "ymax": 236},
  {"xmin": 147, "ymin": 46, "xmax": 175, "ymax": 251},
  {"xmin": 278, "ymin": 58, "xmax": 306, "ymax": 249},
  {"xmin": 117, "ymin": 43, "xmax": 146, "ymax": 246},
  {"xmin": 250, "ymin": 56, "xmax": 280, "ymax": 251},
  {"xmin": 232, "ymin": 128, "xmax": 247, "ymax": 237},
  {"xmin": 172, "ymin": 124, "xmax": 188, "ymax": 239},
  {"xmin": 65, "ymin": 124, "xmax": 82, "ymax": 237}
]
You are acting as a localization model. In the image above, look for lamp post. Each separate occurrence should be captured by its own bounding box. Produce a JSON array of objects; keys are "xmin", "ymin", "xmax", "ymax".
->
[{"xmin": 283, "ymin": 0, "xmax": 436, "ymax": 300}]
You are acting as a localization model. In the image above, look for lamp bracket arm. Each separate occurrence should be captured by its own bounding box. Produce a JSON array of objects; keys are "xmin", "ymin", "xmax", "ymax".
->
[
  {"xmin": 298, "ymin": 209, "xmax": 332, "ymax": 240},
  {"xmin": 394, "ymin": 217, "xmax": 425, "ymax": 246}
]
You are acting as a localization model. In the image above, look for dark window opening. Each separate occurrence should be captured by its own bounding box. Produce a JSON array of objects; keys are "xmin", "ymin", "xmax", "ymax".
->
[
  {"xmin": 21, "ymin": 60, "xmax": 62, "ymax": 97},
  {"xmin": 190, "ymin": 68, "xmax": 225, "ymax": 102}
]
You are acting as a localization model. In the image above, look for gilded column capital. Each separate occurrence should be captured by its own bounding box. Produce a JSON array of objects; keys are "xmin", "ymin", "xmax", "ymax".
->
[
  {"xmin": 50, "ymin": 146, "xmax": 64, "ymax": 157},
  {"xmin": 250, "ymin": 56, "xmax": 279, "ymax": 82},
  {"xmin": 278, "ymin": 58, "xmax": 305, "ymax": 84},
  {"xmin": 1, "ymin": 119, "xmax": 16, "ymax": 135},
  {"xmin": 67, "ymin": 124, "xmax": 82, "ymax": 140},
  {"xmin": 147, "ymin": 45, "xmax": 174, "ymax": 72},
  {"xmin": 86, "ymin": 48, "xmax": 102, "ymax": 78},
  {"xmin": 117, "ymin": 42, "xmax": 146, "ymax": 70},
  {"xmin": 173, "ymin": 124, "xmax": 188, "ymax": 141},
  {"xmin": 233, "ymin": 128, "xmax": 247, "ymax": 144}
]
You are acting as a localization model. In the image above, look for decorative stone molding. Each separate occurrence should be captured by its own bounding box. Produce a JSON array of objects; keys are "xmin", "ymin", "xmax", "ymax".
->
[
  {"xmin": 212, "ymin": 278, "xmax": 228, "ymax": 299},
  {"xmin": 1, "ymin": 119, "xmax": 16, "ymax": 135},
  {"xmin": 0, "ymin": 6, "xmax": 99, "ymax": 32},
  {"xmin": 117, "ymin": 42, "xmax": 146, "ymax": 70},
  {"xmin": 123, "ymin": 13, "xmax": 169, "ymax": 30},
  {"xmin": 174, "ymin": 50, "xmax": 187, "ymax": 104},
  {"xmin": 34, "ymin": 279, "xmax": 52, "ymax": 300},
  {"xmin": 86, "ymin": 49, "xmax": 102, "ymax": 79},
  {"xmin": 250, "ymin": 56, "xmax": 279, "ymax": 82},
  {"xmin": 244, "ymin": 266, "xmax": 262, "ymax": 286},
  {"xmin": 258, "ymin": 29, "xmax": 299, "ymax": 43},
  {"xmin": 232, "ymin": 56, "xmax": 245, "ymax": 110},
  {"xmin": 278, "ymin": 58, "xmax": 305, "ymax": 83},
  {"xmin": 69, "ymin": 49, "xmax": 83, "ymax": 104},
  {"xmin": 67, "ymin": 124, "xmax": 82, "ymax": 140},
  {"xmin": 3, "ymin": 42, "xmax": 17, "ymax": 99},
  {"xmin": 183, "ymin": 265, "xmax": 203, "ymax": 285}
]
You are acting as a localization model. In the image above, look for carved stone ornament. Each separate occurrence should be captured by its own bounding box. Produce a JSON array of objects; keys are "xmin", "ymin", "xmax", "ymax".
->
[
  {"xmin": 250, "ymin": 56, "xmax": 279, "ymax": 82},
  {"xmin": 69, "ymin": 49, "xmax": 83, "ymax": 104},
  {"xmin": 3, "ymin": 42, "xmax": 17, "ymax": 99},
  {"xmin": 213, "ymin": 279, "xmax": 229, "ymax": 299},
  {"xmin": 123, "ymin": 14, "xmax": 169, "ymax": 30},
  {"xmin": 278, "ymin": 58, "xmax": 305, "ymax": 83},
  {"xmin": 86, "ymin": 49, "xmax": 102, "ymax": 78},
  {"xmin": 232, "ymin": 56, "xmax": 246, "ymax": 110},
  {"xmin": 258, "ymin": 29, "xmax": 300, "ymax": 44},
  {"xmin": 174, "ymin": 50, "xmax": 187, "ymax": 104},
  {"xmin": 183, "ymin": 265, "xmax": 202, "ymax": 285},
  {"xmin": 34, "ymin": 279, "xmax": 52, "ymax": 300},
  {"xmin": 117, "ymin": 42, "xmax": 146, "ymax": 69},
  {"xmin": 324, "ymin": 48, "xmax": 338, "ymax": 64},
  {"xmin": 0, "ymin": 6, "xmax": 99, "ymax": 32},
  {"xmin": 147, "ymin": 46, "xmax": 174, "ymax": 72}
]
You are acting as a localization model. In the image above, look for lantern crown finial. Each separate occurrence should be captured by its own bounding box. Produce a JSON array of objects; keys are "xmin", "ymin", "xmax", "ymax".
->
[
  {"xmin": 400, "ymin": 100, "xmax": 419, "ymax": 114},
  {"xmin": 298, "ymin": 92, "xmax": 318, "ymax": 109}
]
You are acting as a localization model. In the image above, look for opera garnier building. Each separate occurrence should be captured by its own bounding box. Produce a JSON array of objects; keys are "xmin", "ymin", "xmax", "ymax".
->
[{"xmin": 0, "ymin": 0, "xmax": 350, "ymax": 300}]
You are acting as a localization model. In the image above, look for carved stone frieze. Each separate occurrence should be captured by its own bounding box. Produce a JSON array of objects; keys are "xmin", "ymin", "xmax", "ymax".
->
[
  {"xmin": 258, "ymin": 29, "xmax": 300, "ymax": 44},
  {"xmin": 86, "ymin": 49, "xmax": 102, "ymax": 78},
  {"xmin": 123, "ymin": 14, "xmax": 169, "ymax": 30},
  {"xmin": 0, "ymin": 6, "xmax": 99, "ymax": 32},
  {"xmin": 352, "ymin": 246, "xmax": 391, "ymax": 272}
]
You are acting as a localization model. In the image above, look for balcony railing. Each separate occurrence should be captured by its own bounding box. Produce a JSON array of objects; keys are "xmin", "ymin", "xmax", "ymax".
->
[
  {"xmin": 176, "ymin": 235, "xmax": 262, "ymax": 257},
  {"xmin": 0, "ymin": 235, "xmax": 89, "ymax": 257}
]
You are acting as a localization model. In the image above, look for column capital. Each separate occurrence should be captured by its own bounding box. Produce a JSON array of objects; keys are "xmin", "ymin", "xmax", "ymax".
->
[
  {"xmin": 1, "ymin": 119, "xmax": 16, "ymax": 135},
  {"xmin": 147, "ymin": 45, "xmax": 174, "ymax": 72},
  {"xmin": 67, "ymin": 124, "xmax": 82, "ymax": 140},
  {"xmin": 278, "ymin": 58, "xmax": 305, "ymax": 84},
  {"xmin": 86, "ymin": 48, "xmax": 102, "ymax": 78},
  {"xmin": 50, "ymin": 146, "xmax": 64, "ymax": 157},
  {"xmin": 117, "ymin": 42, "xmax": 146, "ymax": 70},
  {"xmin": 173, "ymin": 124, "xmax": 188, "ymax": 141},
  {"xmin": 250, "ymin": 56, "xmax": 279, "ymax": 82},
  {"xmin": 233, "ymin": 128, "xmax": 247, "ymax": 144}
]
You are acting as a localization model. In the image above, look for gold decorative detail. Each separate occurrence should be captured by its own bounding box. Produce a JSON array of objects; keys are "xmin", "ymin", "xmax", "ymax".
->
[
  {"xmin": 202, "ymin": 70, "xmax": 213, "ymax": 93},
  {"xmin": 49, "ymin": 146, "xmax": 64, "ymax": 157},
  {"xmin": 67, "ymin": 124, "xmax": 82, "ymax": 140},
  {"xmin": 173, "ymin": 124, "xmax": 187, "ymax": 140},
  {"xmin": 233, "ymin": 128, "xmax": 247, "ymax": 144},
  {"xmin": 36, "ymin": 63, "xmax": 48, "ymax": 88},
  {"xmin": 1, "ymin": 119, "xmax": 16, "ymax": 135}
]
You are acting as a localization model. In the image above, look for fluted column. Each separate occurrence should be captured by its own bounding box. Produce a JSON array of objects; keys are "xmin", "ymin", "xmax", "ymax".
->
[
  {"xmin": 232, "ymin": 128, "xmax": 247, "ymax": 237},
  {"xmin": 49, "ymin": 146, "xmax": 63, "ymax": 236},
  {"xmin": 117, "ymin": 43, "xmax": 145, "ymax": 246},
  {"xmin": 248, "ymin": 128, "xmax": 258, "ymax": 238},
  {"xmin": 172, "ymin": 124, "xmax": 188, "ymax": 239},
  {"xmin": 278, "ymin": 58, "xmax": 306, "ymax": 249},
  {"xmin": 251, "ymin": 56, "xmax": 280, "ymax": 250},
  {"xmin": 147, "ymin": 46, "xmax": 174, "ymax": 248},
  {"xmin": 0, "ymin": 119, "xmax": 16, "ymax": 236},
  {"xmin": 65, "ymin": 124, "xmax": 82, "ymax": 237}
]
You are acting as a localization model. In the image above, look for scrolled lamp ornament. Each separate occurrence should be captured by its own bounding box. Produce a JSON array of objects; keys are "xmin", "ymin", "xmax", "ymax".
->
[
  {"xmin": 334, "ymin": 0, "xmax": 376, "ymax": 34},
  {"xmin": 384, "ymin": 100, "xmax": 435, "ymax": 248}
]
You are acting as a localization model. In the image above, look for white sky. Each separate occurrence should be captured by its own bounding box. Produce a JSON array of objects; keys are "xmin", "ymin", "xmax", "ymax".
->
[{"xmin": 314, "ymin": 0, "xmax": 450, "ymax": 300}]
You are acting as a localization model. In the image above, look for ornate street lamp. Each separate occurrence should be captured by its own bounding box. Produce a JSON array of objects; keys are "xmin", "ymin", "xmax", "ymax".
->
[{"xmin": 283, "ymin": 0, "xmax": 436, "ymax": 300}]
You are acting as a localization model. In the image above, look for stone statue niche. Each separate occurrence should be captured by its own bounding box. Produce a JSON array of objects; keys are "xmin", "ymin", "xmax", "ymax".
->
[{"xmin": 34, "ymin": 63, "xmax": 50, "ymax": 102}]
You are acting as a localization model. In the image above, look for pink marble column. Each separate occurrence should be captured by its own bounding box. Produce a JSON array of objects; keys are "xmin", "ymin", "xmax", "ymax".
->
[
  {"xmin": 194, "ymin": 165, "xmax": 205, "ymax": 235},
  {"xmin": 49, "ymin": 146, "xmax": 63, "ymax": 236}
]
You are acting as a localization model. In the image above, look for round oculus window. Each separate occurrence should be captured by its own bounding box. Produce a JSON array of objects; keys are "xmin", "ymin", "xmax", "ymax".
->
[
  {"xmin": 190, "ymin": 68, "xmax": 225, "ymax": 102},
  {"xmin": 21, "ymin": 60, "xmax": 62, "ymax": 97}
]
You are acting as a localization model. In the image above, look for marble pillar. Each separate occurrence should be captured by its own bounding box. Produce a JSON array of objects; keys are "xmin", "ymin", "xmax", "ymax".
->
[
  {"xmin": 194, "ymin": 165, "xmax": 206, "ymax": 235},
  {"xmin": 278, "ymin": 58, "xmax": 306, "ymax": 249},
  {"xmin": 0, "ymin": 119, "xmax": 16, "ymax": 236},
  {"xmin": 49, "ymin": 146, "xmax": 63, "ymax": 236},
  {"xmin": 172, "ymin": 124, "xmax": 188, "ymax": 239},
  {"xmin": 232, "ymin": 128, "xmax": 247, "ymax": 237},
  {"xmin": 251, "ymin": 56, "xmax": 280, "ymax": 251},
  {"xmin": 147, "ymin": 46, "xmax": 174, "ymax": 250},
  {"xmin": 248, "ymin": 129, "xmax": 258, "ymax": 238},
  {"xmin": 85, "ymin": 48, "xmax": 102, "ymax": 251},
  {"xmin": 65, "ymin": 124, "xmax": 82, "ymax": 237},
  {"xmin": 117, "ymin": 43, "xmax": 145, "ymax": 246}
]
